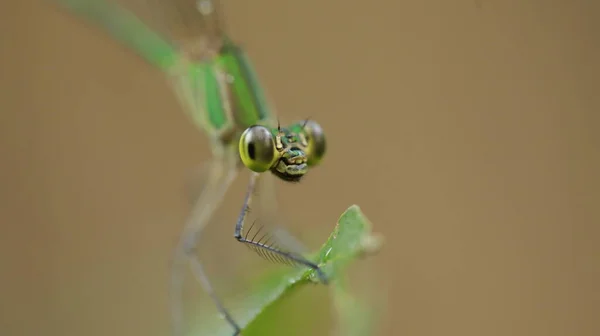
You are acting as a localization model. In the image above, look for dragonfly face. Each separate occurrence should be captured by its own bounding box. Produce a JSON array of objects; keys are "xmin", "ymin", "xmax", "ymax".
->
[{"xmin": 238, "ymin": 120, "xmax": 326, "ymax": 183}]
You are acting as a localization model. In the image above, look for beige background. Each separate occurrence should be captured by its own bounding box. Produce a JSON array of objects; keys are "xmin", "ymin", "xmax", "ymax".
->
[{"xmin": 1, "ymin": 0, "xmax": 598, "ymax": 335}]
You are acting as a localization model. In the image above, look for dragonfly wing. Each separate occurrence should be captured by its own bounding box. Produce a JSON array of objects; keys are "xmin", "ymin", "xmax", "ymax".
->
[
  {"xmin": 252, "ymin": 172, "xmax": 310, "ymax": 257},
  {"xmin": 139, "ymin": 0, "xmax": 228, "ymax": 61},
  {"xmin": 184, "ymin": 162, "xmax": 311, "ymax": 257},
  {"xmin": 56, "ymin": 0, "xmax": 229, "ymax": 67}
]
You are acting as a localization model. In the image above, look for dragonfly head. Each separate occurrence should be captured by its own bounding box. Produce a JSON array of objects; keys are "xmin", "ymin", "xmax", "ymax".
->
[{"xmin": 238, "ymin": 120, "xmax": 326, "ymax": 183}]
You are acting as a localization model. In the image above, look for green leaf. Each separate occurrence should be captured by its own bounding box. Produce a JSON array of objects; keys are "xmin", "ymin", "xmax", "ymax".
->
[{"xmin": 192, "ymin": 205, "xmax": 383, "ymax": 335}]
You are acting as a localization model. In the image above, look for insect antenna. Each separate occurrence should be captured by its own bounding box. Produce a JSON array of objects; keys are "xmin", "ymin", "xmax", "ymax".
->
[{"xmin": 301, "ymin": 118, "xmax": 311, "ymax": 130}]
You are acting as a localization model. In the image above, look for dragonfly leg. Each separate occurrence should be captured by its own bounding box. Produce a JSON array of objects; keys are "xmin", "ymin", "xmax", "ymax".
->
[
  {"xmin": 170, "ymin": 154, "xmax": 240, "ymax": 336},
  {"xmin": 233, "ymin": 172, "xmax": 329, "ymax": 284},
  {"xmin": 188, "ymin": 254, "xmax": 241, "ymax": 335},
  {"xmin": 254, "ymin": 170, "xmax": 311, "ymax": 256}
]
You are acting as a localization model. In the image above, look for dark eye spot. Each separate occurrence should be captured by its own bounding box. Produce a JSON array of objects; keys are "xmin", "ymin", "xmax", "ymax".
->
[{"xmin": 248, "ymin": 143, "xmax": 256, "ymax": 160}]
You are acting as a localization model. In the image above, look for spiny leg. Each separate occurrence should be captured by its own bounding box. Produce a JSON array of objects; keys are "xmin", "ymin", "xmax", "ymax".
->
[
  {"xmin": 254, "ymin": 172, "xmax": 310, "ymax": 257},
  {"xmin": 233, "ymin": 172, "xmax": 328, "ymax": 284},
  {"xmin": 170, "ymin": 153, "xmax": 240, "ymax": 336}
]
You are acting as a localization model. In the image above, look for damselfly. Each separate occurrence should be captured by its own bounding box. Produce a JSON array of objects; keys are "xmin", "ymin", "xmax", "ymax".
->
[{"xmin": 53, "ymin": 0, "xmax": 328, "ymax": 335}]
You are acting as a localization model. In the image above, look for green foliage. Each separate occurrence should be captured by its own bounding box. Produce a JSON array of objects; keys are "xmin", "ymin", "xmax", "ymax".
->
[{"xmin": 196, "ymin": 205, "xmax": 383, "ymax": 335}]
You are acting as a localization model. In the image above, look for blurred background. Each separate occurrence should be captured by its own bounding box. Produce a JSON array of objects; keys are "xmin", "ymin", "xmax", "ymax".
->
[{"xmin": 1, "ymin": 0, "xmax": 598, "ymax": 335}]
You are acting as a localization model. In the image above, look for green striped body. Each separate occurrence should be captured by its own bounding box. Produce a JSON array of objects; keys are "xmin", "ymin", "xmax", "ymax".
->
[
  {"xmin": 170, "ymin": 41, "xmax": 273, "ymax": 146},
  {"xmin": 53, "ymin": 0, "xmax": 275, "ymax": 150}
]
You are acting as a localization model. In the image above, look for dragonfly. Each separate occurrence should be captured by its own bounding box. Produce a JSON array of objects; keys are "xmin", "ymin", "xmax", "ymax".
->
[{"xmin": 53, "ymin": 0, "xmax": 329, "ymax": 335}]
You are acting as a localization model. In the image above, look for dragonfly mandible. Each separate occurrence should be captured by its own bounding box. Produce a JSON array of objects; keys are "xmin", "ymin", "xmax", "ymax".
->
[{"xmin": 53, "ymin": 0, "xmax": 328, "ymax": 335}]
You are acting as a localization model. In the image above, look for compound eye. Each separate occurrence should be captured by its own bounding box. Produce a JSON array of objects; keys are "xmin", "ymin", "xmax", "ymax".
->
[
  {"xmin": 302, "ymin": 120, "xmax": 326, "ymax": 166},
  {"xmin": 239, "ymin": 125, "xmax": 277, "ymax": 172}
]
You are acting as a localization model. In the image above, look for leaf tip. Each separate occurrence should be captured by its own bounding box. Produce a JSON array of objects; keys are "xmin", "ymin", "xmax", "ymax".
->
[
  {"xmin": 340, "ymin": 204, "xmax": 384, "ymax": 257},
  {"xmin": 346, "ymin": 204, "xmax": 361, "ymax": 213}
]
